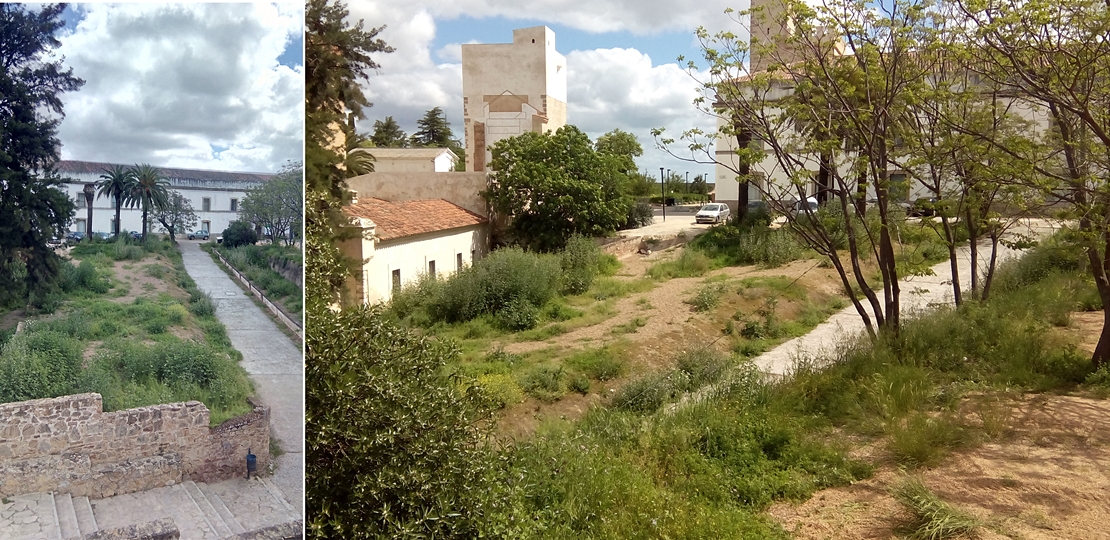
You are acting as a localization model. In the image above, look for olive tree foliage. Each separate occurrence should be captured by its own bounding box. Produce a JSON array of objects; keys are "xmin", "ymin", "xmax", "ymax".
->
[
  {"xmin": 154, "ymin": 191, "xmax": 198, "ymax": 243},
  {"xmin": 307, "ymin": 306, "xmax": 503, "ymax": 538},
  {"xmin": 239, "ymin": 162, "xmax": 303, "ymax": 246},
  {"xmin": 484, "ymin": 125, "xmax": 632, "ymax": 251},
  {"xmin": 304, "ymin": 2, "xmax": 507, "ymax": 537},
  {"xmin": 953, "ymin": 0, "xmax": 1110, "ymax": 368},
  {"xmin": 658, "ymin": 0, "xmax": 943, "ymax": 339},
  {"xmin": 0, "ymin": 4, "xmax": 83, "ymax": 308}
]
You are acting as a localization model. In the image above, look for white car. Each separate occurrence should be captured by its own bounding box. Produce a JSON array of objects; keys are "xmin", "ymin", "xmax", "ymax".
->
[{"xmin": 695, "ymin": 203, "xmax": 732, "ymax": 224}]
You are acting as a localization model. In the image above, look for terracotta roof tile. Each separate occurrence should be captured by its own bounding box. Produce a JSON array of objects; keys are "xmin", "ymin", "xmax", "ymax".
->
[{"xmin": 344, "ymin": 197, "xmax": 487, "ymax": 241}]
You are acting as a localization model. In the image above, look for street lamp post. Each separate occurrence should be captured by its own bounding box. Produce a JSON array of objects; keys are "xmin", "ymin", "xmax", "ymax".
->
[
  {"xmin": 685, "ymin": 171, "xmax": 689, "ymax": 199},
  {"xmin": 659, "ymin": 167, "xmax": 665, "ymax": 222},
  {"xmin": 82, "ymin": 183, "xmax": 95, "ymax": 241}
]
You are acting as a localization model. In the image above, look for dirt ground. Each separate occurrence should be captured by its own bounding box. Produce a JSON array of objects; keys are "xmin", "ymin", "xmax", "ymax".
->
[
  {"xmin": 494, "ymin": 246, "xmax": 848, "ymax": 438},
  {"xmin": 768, "ymin": 315, "xmax": 1110, "ymax": 540},
  {"xmin": 769, "ymin": 394, "xmax": 1110, "ymax": 540}
]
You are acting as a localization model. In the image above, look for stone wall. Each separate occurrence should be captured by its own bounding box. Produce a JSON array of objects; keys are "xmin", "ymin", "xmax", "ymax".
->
[{"xmin": 0, "ymin": 393, "xmax": 269, "ymax": 499}]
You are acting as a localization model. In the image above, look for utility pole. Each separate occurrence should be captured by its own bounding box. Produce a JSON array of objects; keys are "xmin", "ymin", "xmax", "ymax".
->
[{"xmin": 659, "ymin": 167, "xmax": 666, "ymax": 222}]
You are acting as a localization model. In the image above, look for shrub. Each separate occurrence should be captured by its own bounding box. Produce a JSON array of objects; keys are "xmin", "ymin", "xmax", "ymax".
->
[
  {"xmin": 566, "ymin": 347, "xmax": 624, "ymax": 381},
  {"xmin": 691, "ymin": 224, "xmax": 803, "ymax": 268},
  {"xmin": 689, "ymin": 283, "xmax": 726, "ymax": 312},
  {"xmin": 476, "ymin": 373, "xmax": 525, "ymax": 408},
  {"xmin": 646, "ymin": 249, "xmax": 712, "ymax": 279},
  {"xmin": 0, "ymin": 329, "xmax": 84, "ymax": 402},
  {"xmin": 676, "ymin": 348, "xmax": 733, "ymax": 388},
  {"xmin": 221, "ymin": 221, "xmax": 258, "ymax": 248},
  {"xmin": 622, "ymin": 200, "xmax": 654, "ymax": 230},
  {"xmin": 886, "ymin": 412, "xmax": 969, "ymax": 468},
  {"xmin": 610, "ymin": 371, "xmax": 687, "ymax": 414},
  {"xmin": 518, "ymin": 364, "xmax": 567, "ymax": 402},
  {"xmin": 306, "ymin": 304, "xmax": 499, "ymax": 538},
  {"xmin": 497, "ymin": 297, "xmax": 540, "ymax": 331},
  {"xmin": 189, "ymin": 291, "xmax": 217, "ymax": 317},
  {"xmin": 560, "ymin": 235, "xmax": 602, "ymax": 295},
  {"xmin": 437, "ymin": 247, "xmax": 560, "ymax": 323}
]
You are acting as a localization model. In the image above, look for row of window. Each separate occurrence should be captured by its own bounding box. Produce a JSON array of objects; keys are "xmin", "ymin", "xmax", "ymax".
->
[
  {"xmin": 74, "ymin": 195, "xmax": 237, "ymax": 212},
  {"xmin": 73, "ymin": 219, "xmax": 212, "ymax": 234},
  {"xmin": 390, "ymin": 252, "xmax": 471, "ymax": 291}
]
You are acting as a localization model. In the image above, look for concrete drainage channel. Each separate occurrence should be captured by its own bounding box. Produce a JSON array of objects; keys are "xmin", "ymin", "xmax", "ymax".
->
[{"xmin": 0, "ymin": 477, "xmax": 301, "ymax": 540}]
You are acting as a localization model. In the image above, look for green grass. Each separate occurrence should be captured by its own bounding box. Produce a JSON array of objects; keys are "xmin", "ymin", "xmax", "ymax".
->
[
  {"xmin": 209, "ymin": 243, "xmax": 302, "ymax": 322},
  {"xmin": 0, "ymin": 241, "xmax": 254, "ymax": 425},
  {"xmin": 646, "ymin": 249, "xmax": 713, "ymax": 280}
]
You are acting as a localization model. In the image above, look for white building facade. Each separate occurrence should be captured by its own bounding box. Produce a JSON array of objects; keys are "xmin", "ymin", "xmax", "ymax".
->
[{"xmin": 56, "ymin": 160, "xmax": 275, "ymax": 237}]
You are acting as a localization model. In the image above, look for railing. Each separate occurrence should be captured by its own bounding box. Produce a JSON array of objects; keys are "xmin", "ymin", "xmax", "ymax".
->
[{"xmin": 212, "ymin": 250, "xmax": 303, "ymax": 341}]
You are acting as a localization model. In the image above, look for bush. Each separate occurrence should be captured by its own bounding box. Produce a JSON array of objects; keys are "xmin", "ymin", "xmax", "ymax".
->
[
  {"xmin": 691, "ymin": 224, "xmax": 803, "ymax": 268},
  {"xmin": 306, "ymin": 304, "xmax": 499, "ymax": 537},
  {"xmin": 621, "ymin": 200, "xmax": 654, "ymax": 230},
  {"xmin": 476, "ymin": 373, "xmax": 524, "ymax": 408},
  {"xmin": 560, "ymin": 235, "xmax": 602, "ymax": 295},
  {"xmin": 0, "ymin": 329, "xmax": 83, "ymax": 402},
  {"xmin": 221, "ymin": 221, "xmax": 258, "ymax": 248},
  {"xmin": 189, "ymin": 291, "xmax": 217, "ymax": 317},
  {"xmin": 438, "ymin": 247, "xmax": 560, "ymax": 323},
  {"xmin": 892, "ymin": 476, "xmax": 982, "ymax": 539},
  {"xmin": 646, "ymin": 248, "xmax": 712, "ymax": 279},
  {"xmin": 566, "ymin": 347, "xmax": 624, "ymax": 381},
  {"xmin": 689, "ymin": 283, "xmax": 726, "ymax": 312},
  {"xmin": 497, "ymin": 297, "xmax": 540, "ymax": 331},
  {"xmin": 518, "ymin": 364, "xmax": 567, "ymax": 402}
]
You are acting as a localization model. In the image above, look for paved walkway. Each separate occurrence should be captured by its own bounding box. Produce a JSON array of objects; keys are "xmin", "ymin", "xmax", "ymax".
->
[
  {"xmin": 751, "ymin": 220, "xmax": 1063, "ymax": 375},
  {"xmin": 179, "ymin": 240, "xmax": 304, "ymax": 516}
]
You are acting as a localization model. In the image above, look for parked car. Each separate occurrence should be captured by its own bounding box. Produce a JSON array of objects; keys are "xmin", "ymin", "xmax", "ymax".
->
[
  {"xmin": 64, "ymin": 231, "xmax": 85, "ymax": 244},
  {"xmin": 791, "ymin": 197, "xmax": 819, "ymax": 215},
  {"xmin": 909, "ymin": 197, "xmax": 938, "ymax": 217},
  {"xmin": 187, "ymin": 230, "xmax": 210, "ymax": 240},
  {"xmin": 695, "ymin": 203, "xmax": 732, "ymax": 224},
  {"xmin": 93, "ymin": 231, "xmax": 111, "ymax": 241}
]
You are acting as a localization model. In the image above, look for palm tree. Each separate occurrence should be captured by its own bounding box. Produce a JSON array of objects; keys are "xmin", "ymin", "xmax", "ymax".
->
[
  {"xmin": 125, "ymin": 163, "xmax": 169, "ymax": 241},
  {"xmin": 97, "ymin": 164, "xmax": 133, "ymax": 238}
]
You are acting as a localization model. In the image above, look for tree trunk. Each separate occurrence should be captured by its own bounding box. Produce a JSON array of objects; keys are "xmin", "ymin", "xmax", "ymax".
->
[
  {"xmin": 981, "ymin": 233, "xmax": 1000, "ymax": 302},
  {"xmin": 817, "ymin": 151, "xmax": 832, "ymax": 205},
  {"xmin": 941, "ymin": 216, "xmax": 962, "ymax": 306},
  {"xmin": 142, "ymin": 207, "xmax": 148, "ymax": 241},
  {"xmin": 114, "ymin": 195, "xmax": 122, "ymax": 239},
  {"xmin": 736, "ymin": 128, "xmax": 752, "ymax": 222},
  {"xmin": 966, "ymin": 204, "xmax": 979, "ymax": 300},
  {"xmin": 855, "ymin": 170, "xmax": 867, "ymax": 216}
]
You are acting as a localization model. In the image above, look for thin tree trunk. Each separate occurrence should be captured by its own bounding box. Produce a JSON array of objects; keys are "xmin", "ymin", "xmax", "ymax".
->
[
  {"xmin": 941, "ymin": 216, "xmax": 962, "ymax": 306},
  {"xmin": 981, "ymin": 233, "xmax": 1000, "ymax": 302},
  {"xmin": 114, "ymin": 195, "xmax": 122, "ymax": 239},
  {"xmin": 966, "ymin": 204, "xmax": 979, "ymax": 300}
]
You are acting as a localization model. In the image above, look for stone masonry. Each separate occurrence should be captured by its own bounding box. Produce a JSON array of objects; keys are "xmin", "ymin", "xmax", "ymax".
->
[{"xmin": 0, "ymin": 393, "xmax": 269, "ymax": 499}]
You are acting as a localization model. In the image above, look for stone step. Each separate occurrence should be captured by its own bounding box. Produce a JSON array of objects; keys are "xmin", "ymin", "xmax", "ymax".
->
[
  {"xmin": 205, "ymin": 476, "xmax": 299, "ymax": 533},
  {"xmin": 182, "ymin": 481, "xmax": 232, "ymax": 538},
  {"xmin": 72, "ymin": 495, "xmax": 98, "ymax": 536},
  {"xmin": 257, "ymin": 476, "xmax": 298, "ymax": 518},
  {"xmin": 91, "ymin": 483, "xmax": 217, "ymax": 540},
  {"xmin": 53, "ymin": 492, "xmax": 80, "ymax": 539},
  {"xmin": 0, "ymin": 492, "xmax": 62, "ymax": 540},
  {"xmin": 197, "ymin": 482, "xmax": 246, "ymax": 535}
]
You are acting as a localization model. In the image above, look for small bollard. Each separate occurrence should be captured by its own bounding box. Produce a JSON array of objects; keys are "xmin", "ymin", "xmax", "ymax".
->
[{"xmin": 246, "ymin": 447, "xmax": 257, "ymax": 479}]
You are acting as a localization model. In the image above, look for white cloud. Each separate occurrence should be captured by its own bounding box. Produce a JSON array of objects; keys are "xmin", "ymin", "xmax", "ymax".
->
[{"xmin": 55, "ymin": 4, "xmax": 303, "ymax": 173}]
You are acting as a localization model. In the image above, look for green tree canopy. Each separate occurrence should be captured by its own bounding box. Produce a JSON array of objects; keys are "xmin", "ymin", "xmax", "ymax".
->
[
  {"xmin": 0, "ymin": 3, "xmax": 84, "ymax": 308},
  {"xmin": 595, "ymin": 129, "xmax": 643, "ymax": 175},
  {"xmin": 154, "ymin": 191, "xmax": 198, "ymax": 243},
  {"xmin": 124, "ymin": 163, "xmax": 169, "ymax": 241},
  {"xmin": 97, "ymin": 165, "xmax": 132, "ymax": 237},
  {"xmin": 484, "ymin": 126, "xmax": 632, "ymax": 251},
  {"xmin": 240, "ymin": 162, "xmax": 303, "ymax": 246},
  {"xmin": 410, "ymin": 106, "xmax": 456, "ymax": 147},
  {"xmin": 369, "ymin": 116, "xmax": 408, "ymax": 148}
]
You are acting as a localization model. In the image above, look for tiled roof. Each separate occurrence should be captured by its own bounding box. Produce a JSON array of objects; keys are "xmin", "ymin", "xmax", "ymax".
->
[
  {"xmin": 55, "ymin": 160, "xmax": 275, "ymax": 183},
  {"xmin": 344, "ymin": 197, "xmax": 486, "ymax": 241}
]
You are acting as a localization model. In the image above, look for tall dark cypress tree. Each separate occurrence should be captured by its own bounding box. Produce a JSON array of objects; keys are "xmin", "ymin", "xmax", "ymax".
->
[{"xmin": 0, "ymin": 4, "xmax": 85, "ymax": 307}]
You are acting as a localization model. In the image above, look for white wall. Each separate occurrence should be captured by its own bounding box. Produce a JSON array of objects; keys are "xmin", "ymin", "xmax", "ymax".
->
[{"xmin": 358, "ymin": 225, "xmax": 489, "ymax": 305}]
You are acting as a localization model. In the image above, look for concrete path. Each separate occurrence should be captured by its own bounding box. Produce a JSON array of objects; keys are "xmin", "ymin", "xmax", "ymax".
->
[
  {"xmin": 751, "ymin": 220, "xmax": 1064, "ymax": 376},
  {"xmin": 178, "ymin": 240, "xmax": 304, "ymax": 516}
]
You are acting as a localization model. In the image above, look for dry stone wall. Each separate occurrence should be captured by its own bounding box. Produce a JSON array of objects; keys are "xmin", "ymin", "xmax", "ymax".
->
[{"xmin": 0, "ymin": 393, "xmax": 269, "ymax": 499}]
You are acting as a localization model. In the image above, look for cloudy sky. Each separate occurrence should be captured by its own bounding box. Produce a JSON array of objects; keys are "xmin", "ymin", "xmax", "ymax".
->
[
  {"xmin": 52, "ymin": 3, "xmax": 303, "ymax": 175},
  {"xmin": 351, "ymin": 0, "xmax": 756, "ymax": 183}
]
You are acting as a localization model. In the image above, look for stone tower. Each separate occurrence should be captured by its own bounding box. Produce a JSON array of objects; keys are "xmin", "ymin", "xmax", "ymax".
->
[{"xmin": 461, "ymin": 26, "xmax": 567, "ymax": 172}]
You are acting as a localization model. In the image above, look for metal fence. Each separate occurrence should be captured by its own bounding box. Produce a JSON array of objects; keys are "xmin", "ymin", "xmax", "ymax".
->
[{"xmin": 212, "ymin": 250, "xmax": 303, "ymax": 341}]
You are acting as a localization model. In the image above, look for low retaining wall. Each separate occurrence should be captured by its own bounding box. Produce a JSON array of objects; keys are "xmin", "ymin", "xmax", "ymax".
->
[
  {"xmin": 212, "ymin": 250, "xmax": 303, "ymax": 340},
  {"xmin": 0, "ymin": 393, "xmax": 270, "ymax": 499},
  {"xmin": 599, "ymin": 233, "xmax": 692, "ymax": 257}
]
